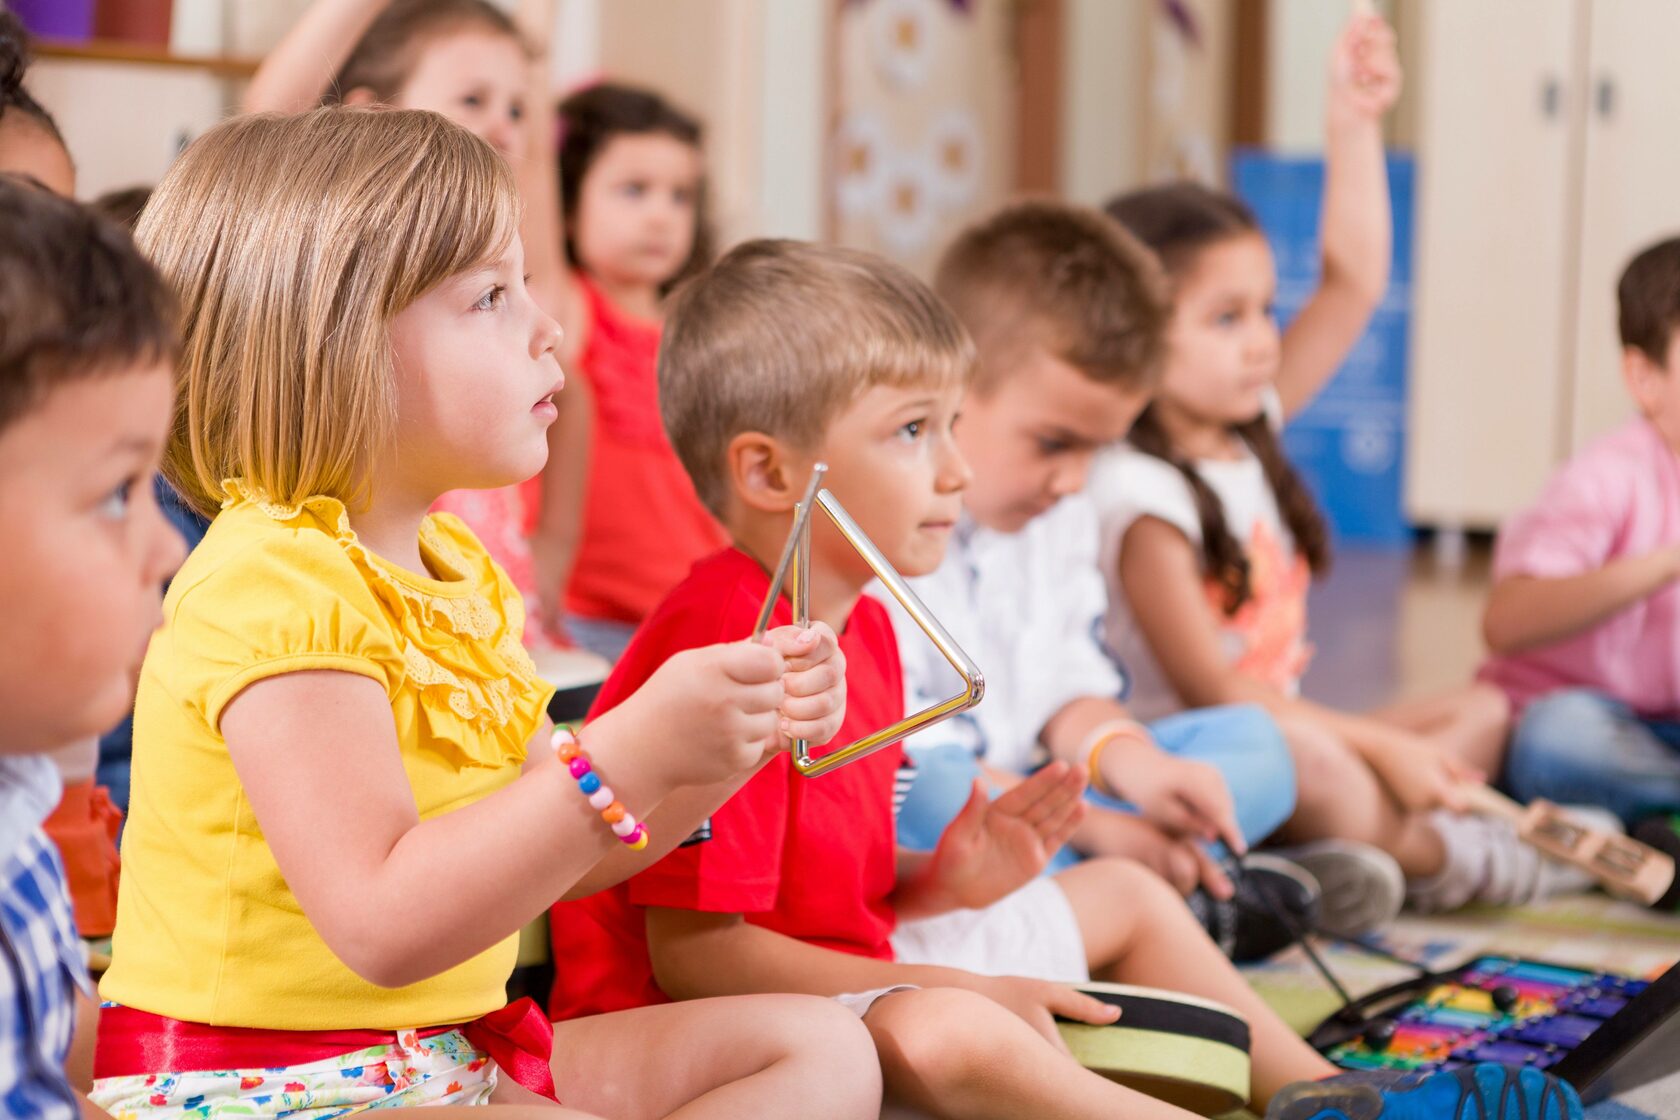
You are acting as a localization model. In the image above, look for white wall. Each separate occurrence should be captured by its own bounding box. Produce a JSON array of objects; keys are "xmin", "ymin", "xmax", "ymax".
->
[
  {"xmin": 1264, "ymin": 0, "xmax": 1343, "ymax": 153},
  {"xmin": 1060, "ymin": 0, "xmax": 1146, "ymax": 204},
  {"xmin": 756, "ymin": 0, "xmax": 825, "ymax": 240}
]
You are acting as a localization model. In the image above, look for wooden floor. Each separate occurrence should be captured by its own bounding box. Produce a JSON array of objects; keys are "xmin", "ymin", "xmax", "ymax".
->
[{"xmin": 1302, "ymin": 537, "xmax": 1494, "ymax": 713}]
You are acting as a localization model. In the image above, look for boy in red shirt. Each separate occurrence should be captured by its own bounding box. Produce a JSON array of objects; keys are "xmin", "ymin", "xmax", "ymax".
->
[{"xmin": 549, "ymin": 239, "xmax": 1581, "ymax": 1120}]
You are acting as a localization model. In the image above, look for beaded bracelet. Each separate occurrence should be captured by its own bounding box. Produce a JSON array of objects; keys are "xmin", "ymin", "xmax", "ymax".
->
[{"xmin": 552, "ymin": 728, "xmax": 649, "ymax": 851}]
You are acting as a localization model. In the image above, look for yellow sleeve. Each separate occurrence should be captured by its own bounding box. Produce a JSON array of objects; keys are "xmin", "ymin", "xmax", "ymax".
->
[{"xmin": 160, "ymin": 525, "xmax": 407, "ymax": 734}]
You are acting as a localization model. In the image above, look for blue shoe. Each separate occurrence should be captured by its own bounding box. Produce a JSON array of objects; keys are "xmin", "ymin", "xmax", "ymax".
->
[{"xmin": 1266, "ymin": 1063, "xmax": 1583, "ymax": 1120}]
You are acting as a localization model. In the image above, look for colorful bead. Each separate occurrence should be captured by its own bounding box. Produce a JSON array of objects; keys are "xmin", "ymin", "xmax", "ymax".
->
[{"xmin": 556, "ymin": 729, "xmax": 647, "ymax": 850}]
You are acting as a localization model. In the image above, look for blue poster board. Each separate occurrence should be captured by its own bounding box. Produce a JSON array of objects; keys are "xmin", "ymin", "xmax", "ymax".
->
[{"xmin": 1230, "ymin": 149, "xmax": 1415, "ymax": 546}]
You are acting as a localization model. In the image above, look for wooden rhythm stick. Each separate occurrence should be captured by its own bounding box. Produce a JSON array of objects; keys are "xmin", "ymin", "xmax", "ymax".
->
[{"xmin": 1461, "ymin": 785, "xmax": 1676, "ymax": 906}]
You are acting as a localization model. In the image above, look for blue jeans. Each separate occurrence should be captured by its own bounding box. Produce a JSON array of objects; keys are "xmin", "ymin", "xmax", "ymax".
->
[
  {"xmin": 896, "ymin": 704, "xmax": 1298, "ymax": 864},
  {"xmin": 1504, "ymin": 688, "xmax": 1680, "ymax": 826}
]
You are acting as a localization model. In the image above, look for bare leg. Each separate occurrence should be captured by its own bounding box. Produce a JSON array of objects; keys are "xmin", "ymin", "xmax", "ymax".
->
[
  {"xmin": 1273, "ymin": 717, "xmax": 1446, "ymax": 878},
  {"xmin": 1373, "ymin": 682, "xmax": 1510, "ymax": 777},
  {"xmin": 1054, "ymin": 857, "xmax": 1336, "ymax": 1112},
  {"xmin": 864, "ymin": 986, "xmax": 1196, "ymax": 1120},
  {"xmin": 548, "ymin": 994, "xmax": 881, "ymax": 1120}
]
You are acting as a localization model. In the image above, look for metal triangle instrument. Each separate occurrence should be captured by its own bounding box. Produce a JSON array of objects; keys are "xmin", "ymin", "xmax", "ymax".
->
[{"xmin": 756, "ymin": 478, "xmax": 984, "ymax": 778}]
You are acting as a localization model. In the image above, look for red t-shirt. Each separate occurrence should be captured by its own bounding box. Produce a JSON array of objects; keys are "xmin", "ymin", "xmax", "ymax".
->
[
  {"xmin": 547, "ymin": 547, "xmax": 907, "ymax": 1019},
  {"xmin": 555, "ymin": 277, "xmax": 727, "ymax": 625}
]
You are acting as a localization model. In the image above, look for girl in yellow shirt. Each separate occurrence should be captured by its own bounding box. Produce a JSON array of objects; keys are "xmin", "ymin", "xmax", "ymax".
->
[{"xmin": 91, "ymin": 107, "xmax": 874, "ymax": 1120}]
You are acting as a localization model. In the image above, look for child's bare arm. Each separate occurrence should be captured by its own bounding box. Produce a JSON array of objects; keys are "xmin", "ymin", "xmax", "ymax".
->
[
  {"xmin": 1275, "ymin": 10, "xmax": 1400, "ymax": 418},
  {"xmin": 1038, "ymin": 687, "xmax": 1243, "ymax": 865},
  {"xmin": 1121, "ymin": 515, "xmax": 1478, "ymax": 812},
  {"xmin": 1483, "ymin": 548, "xmax": 1680, "ymax": 655},
  {"xmin": 242, "ymin": 0, "xmax": 386, "ymax": 114},
  {"xmin": 530, "ymin": 379, "xmax": 593, "ymax": 640},
  {"xmin": 218, "ymin": 627, "xmax": 833, "ymax": 988},
  {"xmin": 644, "ymin": 908, "xmax": 1117, "ymax": 1044}
]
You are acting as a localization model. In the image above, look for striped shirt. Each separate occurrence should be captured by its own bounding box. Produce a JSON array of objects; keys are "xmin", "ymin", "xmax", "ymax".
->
[{"xmin": 1, "ymin": 828, "xmax": 90, "ymax": 1120}]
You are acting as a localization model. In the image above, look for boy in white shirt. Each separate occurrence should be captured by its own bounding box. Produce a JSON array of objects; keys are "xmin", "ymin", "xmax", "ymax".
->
[{"xmin": 887, "ymin": 202, "xmax": 1402, "ymax": 951}]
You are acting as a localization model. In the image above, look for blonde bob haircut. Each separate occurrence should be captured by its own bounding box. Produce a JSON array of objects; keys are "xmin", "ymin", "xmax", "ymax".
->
[{"xmin": 136, "ymin": 106, "xmax": 520, "ymax": 519}]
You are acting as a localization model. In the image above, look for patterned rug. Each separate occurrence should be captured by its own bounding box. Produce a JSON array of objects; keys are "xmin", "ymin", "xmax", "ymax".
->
[{"xmin": 1239, "ymin": 894, "xmax": 1680, "ymax": 1118}]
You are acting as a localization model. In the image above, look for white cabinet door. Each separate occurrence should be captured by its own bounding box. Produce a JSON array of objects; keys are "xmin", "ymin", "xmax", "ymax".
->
[
  {"xmin": 1566, "ymin": 0, "xmax": 1680, "ymax": 452},
  {"xmin": 30, "ymin": 61, "xmax": 231, "ymax": 200},
  {"xmin": 1404, "ymin": 0, "xmax": 1582, "ymax": 528}
]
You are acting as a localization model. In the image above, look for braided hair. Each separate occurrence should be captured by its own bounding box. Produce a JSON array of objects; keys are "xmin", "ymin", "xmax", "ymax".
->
[{"xmin": 1105, "ymin": 182, "xmax": 1330, "ymax": 615}]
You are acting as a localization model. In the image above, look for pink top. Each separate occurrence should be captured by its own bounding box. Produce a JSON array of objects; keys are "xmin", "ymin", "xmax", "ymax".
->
[{"xmin": 1479, "ymin": 418, "xmax": 1680, "ymax": 718}]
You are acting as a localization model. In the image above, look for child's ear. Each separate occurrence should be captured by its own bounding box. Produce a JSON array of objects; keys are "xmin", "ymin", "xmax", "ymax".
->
[
  {"xmin": 1622, "ymin": 345, "xmax": 1665, "ymax": 418},
  {"xmin": 726, "ymin": 432, "xmax": 805, "ymax": 514}
]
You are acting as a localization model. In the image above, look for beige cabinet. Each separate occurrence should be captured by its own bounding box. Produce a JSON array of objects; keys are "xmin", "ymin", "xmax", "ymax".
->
[{"xmin": 1405, "ymin": 0, "xmax": 1680, "ymax": 530}]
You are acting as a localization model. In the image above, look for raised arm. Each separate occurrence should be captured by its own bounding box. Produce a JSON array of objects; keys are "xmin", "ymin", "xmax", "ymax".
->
[
  {"xmin": 241, "ymin": 0, "xmax": 386, "ymax": 114},
  {"xmin": 1274, "ymin": 9, "xmax": 1400, "ymax": 418}
]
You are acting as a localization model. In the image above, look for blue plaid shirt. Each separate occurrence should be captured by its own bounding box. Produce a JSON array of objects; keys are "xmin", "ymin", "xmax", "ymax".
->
[{"xmin": 1, "ymin": 827, "xmax": 89, "ymax": 1119}]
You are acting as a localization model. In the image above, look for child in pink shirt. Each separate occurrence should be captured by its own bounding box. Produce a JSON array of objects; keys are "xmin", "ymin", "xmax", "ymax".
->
[{"xmin": 1482, "ymin": 237, "xmax": 1680, "ymax": 874}]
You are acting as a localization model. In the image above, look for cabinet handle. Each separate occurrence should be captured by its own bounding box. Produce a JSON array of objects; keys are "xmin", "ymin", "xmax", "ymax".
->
[
  {"xmin": 1596, "ymin": 76, "xmax": 1616, "ymax": 119},
  {"xmin": 1540, "ymin": 76, "xmax": 1561, "ymax": 119}
]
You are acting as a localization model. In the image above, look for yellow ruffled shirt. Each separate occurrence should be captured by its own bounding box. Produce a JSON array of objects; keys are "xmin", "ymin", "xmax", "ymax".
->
[{"xmin": 101, "ymin": 481, "xmax": 553, "ymax": 1030}]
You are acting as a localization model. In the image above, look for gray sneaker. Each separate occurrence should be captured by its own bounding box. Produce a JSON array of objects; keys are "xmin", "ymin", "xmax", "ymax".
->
[
  {"xmin": 1273, "ymin": 839, "xmax": 1405, "ymax": 937},
  {"xmin": 1407, "ymin": 806, "xmax": 1623, "ymax": 913}
]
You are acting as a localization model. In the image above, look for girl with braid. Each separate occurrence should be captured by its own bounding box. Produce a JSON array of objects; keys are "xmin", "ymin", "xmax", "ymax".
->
[{"xmin": 1093, "ymin": 10, "xmax": 1595, "ymax": 914}]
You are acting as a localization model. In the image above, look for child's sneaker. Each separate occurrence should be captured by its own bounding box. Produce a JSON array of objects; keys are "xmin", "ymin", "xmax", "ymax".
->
[
  {"xmin": 1265, "ymin": 1064, "xmax": 1582, "ymax": 1120},
  {"xmin": 1273, "ymin": 839, "xmax": 1405, "ymax": 937},
  {"xmin": 1631, "ymin": 812, "xmax": 1680, "ymax": 911},
  {"xmin": 1406, "ymin": 807, "xmax": 1622, "ymax": 913},
  {"xmin": 1191, "ymin": 852, "xmax": 1321, "ymax": 963}
]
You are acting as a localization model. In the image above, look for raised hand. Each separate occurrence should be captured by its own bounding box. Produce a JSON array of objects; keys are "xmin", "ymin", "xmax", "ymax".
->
[
  {"xmin": 1330, "ymin": 8, "xmax": 1402, "ymax": 122},
  {"xmin": 926, "ymin": 762, "xmax": 1088, "ymax": 911}
]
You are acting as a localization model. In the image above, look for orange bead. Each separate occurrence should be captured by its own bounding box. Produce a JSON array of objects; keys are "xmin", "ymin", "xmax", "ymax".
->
[{"xmin": 601, "ymin": 801, "xmax": 627, "ymax": 824}]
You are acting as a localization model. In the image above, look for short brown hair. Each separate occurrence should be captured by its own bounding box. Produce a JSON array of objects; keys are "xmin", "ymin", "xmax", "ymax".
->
[
  {"xmin": 138, "ymin": 108, "xmax": 518, "ymax": 519},
  {"xmin": 934, "ymin": 199, "xmax": 1168, "ymax": 393},
  {"xmin": 329, "ymin": 0, "xmax": 522, "ymax": 105},
  {"xmin": 661, "ymin": 239, "xmax": 973, "ymax": 517},
  {"xmin": 0, "ymin": 177, "xmax": 175, "ymax": 435},
  {"xmin": 1619, "ymin": 236, "xmax": 1680, "ymax": 366}
]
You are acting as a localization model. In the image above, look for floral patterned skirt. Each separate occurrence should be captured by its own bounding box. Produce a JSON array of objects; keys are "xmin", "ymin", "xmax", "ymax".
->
[{"xmin": 90, "ymin": 1027, "xmax": 499, "ymax": 1118}]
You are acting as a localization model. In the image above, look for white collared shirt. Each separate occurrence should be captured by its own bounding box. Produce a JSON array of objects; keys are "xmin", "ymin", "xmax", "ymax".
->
[{"xmin": 873, "ymin": 493, "xmax": 1126, "ymax": 774}]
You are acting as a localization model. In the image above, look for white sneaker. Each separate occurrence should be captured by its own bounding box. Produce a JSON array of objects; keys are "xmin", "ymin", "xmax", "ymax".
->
[
  {"xmin": 1406, "ymin": 806, "xmax": 1624, "ymax": 913},
  {"xmin": 1273, "ymin": 839, "xmax": 1405, "ymax": 937}
]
